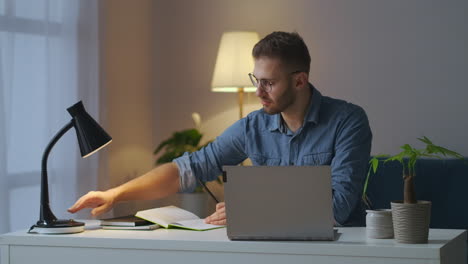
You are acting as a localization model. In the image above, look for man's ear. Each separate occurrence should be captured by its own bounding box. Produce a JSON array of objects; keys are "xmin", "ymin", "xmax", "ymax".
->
[{"xmin": 294, "ymin": 72, "xmax": 309, "ymax": 90}]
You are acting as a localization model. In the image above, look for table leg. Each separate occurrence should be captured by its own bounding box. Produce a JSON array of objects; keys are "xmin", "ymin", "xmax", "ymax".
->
[{"xmin": 0, "ymin": 245, "xmax": 9, "ymax": 264}]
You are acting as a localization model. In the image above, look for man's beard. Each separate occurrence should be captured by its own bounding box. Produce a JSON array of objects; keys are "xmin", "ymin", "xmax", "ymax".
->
[{"xmin": 261, "ymin": 84, "xmax": 295, "ymax": 115}]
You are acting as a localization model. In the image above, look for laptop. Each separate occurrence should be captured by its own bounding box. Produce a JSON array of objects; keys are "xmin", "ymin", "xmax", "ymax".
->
[{"xmin": 223, "ymin": 165, "xmax": 335, "ymax": 241}]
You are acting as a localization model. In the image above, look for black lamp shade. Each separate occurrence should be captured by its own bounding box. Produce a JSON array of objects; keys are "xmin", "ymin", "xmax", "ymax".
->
[{"xmin": 67, "ymin": 101, "xmax": 112, "ymax": 158}]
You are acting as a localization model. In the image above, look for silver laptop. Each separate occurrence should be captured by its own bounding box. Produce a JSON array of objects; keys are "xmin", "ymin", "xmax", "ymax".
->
[{"xmin": 223, "ymin": 166, "xmax": 335, "ymax": 241}]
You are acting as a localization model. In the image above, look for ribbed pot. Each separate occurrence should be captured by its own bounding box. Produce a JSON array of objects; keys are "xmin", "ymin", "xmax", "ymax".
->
[{"xmin": 391, "ymin": 200, "xmax": 431, "ymax": 244}]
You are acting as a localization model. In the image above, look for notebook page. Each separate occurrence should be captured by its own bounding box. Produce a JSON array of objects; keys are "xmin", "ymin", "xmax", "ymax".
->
[{"xmin": 136, "ymin": 206, "xmax": 199, "ymax": 227}]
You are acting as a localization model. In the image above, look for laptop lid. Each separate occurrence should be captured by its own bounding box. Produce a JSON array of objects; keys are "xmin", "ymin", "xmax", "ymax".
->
[{"xmin": 223, "ymin": 166, "xmax": 334, "ymax": 241}]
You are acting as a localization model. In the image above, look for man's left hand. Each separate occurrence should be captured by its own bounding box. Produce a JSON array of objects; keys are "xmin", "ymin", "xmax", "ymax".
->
[{"xmin": 204, "ymin": 202, "xmax": 226, "ymax": 225}]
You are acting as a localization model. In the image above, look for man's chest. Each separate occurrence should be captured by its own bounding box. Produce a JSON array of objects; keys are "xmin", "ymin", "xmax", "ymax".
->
[{"xmin": 244, "ymin": 124, "xmax": 335, "ymax": 166}]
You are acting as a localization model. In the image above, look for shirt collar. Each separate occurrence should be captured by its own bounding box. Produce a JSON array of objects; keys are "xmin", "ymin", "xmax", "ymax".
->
[
  {"xmin": 267, "ymin": 83, "xmax": 322, "ymax": 132},
  {"xmin": 305, "ymin": 83, "xmax": 322, "ymax": 125},
  {"xmin": 267, "ymin": 113, "xmax": 282, "ymax": 132}
]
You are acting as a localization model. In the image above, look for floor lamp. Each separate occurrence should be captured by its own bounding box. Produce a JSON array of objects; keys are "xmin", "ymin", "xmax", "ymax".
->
[{"xmin": 211, "ymin": 31, "xmax": 260, "ymax": 119}]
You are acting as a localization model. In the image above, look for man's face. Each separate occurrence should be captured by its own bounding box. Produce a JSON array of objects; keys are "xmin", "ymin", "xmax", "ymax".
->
[{"xmin": 252, "ymin": 57, "xmax": 296, "ymax": 115}]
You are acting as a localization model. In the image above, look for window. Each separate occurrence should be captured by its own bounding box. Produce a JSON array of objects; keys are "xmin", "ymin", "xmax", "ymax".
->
[{"xmin": 0, "ymin": 0, "xmax": 99, "ymax": 232}]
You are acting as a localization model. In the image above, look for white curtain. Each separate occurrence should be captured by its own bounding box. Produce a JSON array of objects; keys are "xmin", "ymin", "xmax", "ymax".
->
[{"xmin": 0, "ymin": 0, "xmax": 101, "ymax": 233}]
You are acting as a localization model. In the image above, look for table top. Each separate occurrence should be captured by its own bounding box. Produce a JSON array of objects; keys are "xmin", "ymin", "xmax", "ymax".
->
[{"xmin": 1, "ymin": 220, "xmax": 466, "ymax": 260}]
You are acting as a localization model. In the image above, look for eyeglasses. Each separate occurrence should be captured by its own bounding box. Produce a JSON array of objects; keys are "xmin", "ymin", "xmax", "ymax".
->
[{"xmin": 248, "ymin": 70, "xmax": 302, "ymax": 93}]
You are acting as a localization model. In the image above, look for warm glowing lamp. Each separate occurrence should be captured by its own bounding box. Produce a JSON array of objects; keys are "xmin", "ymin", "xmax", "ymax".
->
[
  {"xmin": 211, "ymin": 31, "xmax": 260, "ymax": 119},
  {"xmin": 29, "ymin": 101, "xmax": 112, "ymax": 234}
]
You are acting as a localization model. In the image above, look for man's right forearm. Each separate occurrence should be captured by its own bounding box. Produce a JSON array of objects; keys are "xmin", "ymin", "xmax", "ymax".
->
[{"xmin": 109, "ymin": 162, "xmax": 181, "ymax": 203}]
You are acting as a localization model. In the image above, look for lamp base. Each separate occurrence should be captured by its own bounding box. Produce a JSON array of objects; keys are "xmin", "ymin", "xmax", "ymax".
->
[{"xmin": 29, "ymin": 219, "xmax": 85, "ymax": 234}]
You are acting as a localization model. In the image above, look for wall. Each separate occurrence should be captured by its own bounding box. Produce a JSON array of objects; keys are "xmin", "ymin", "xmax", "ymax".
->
[
  {"xmin": 101, "ymin": 0, "xmax": 157, "ymax": 215},
  {"xmin": 152, "ymin": 0, "xmax": 468, "ymax": 155}
]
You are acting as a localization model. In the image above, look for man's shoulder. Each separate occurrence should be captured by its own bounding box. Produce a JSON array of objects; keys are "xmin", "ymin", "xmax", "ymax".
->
[
  {"xmin": 242, "ymin": 108, "xmax": 275, "ymax": 129},
  {"xmin": 243, "ymin": 108, "xmax": 270, "ymax": 121},
  {"xmin": 320, "ymin": 95, "xmax": 367, "ymax": 118}
]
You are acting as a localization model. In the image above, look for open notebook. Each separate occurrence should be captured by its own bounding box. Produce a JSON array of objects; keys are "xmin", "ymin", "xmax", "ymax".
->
[{"xmin": 136, "ymin": 205, "xmax": 224, "ymax": 231}]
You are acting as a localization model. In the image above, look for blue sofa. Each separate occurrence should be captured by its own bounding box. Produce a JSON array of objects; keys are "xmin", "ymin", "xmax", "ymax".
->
[
  {"xmin": 364, "ymin": 158, "xmax": 468, "ymax": 263},
  {"xmin": 364, "ymin": 158, "xmax": 468, "ymax": 229}
]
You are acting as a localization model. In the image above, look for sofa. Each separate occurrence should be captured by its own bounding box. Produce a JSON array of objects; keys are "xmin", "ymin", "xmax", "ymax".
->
[
  {"xmin": 363, "ymin": 158, "xmax": 468, "ymax": 263},
  {"xmin": 364, "ymin": 158, "xmax": 468, "ymax": 230}
]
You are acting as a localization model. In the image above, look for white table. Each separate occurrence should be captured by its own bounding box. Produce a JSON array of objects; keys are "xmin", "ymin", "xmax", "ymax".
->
[{"xmin": 1, "ymin": 222, "xmax": 466, "ymax": 264}]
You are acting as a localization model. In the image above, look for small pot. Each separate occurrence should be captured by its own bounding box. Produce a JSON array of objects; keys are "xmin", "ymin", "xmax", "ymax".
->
[
  {"xmin": 366, "ymin": 209, "xmax": 394, "ymax": 239},
  {"xmin": 391, "ymin": 200, "xmax": 431, "ymax": 244}
]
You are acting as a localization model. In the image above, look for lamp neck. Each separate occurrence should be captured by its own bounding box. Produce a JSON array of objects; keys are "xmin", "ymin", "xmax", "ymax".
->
[{"xmin": 39, "ymin": 120, "xmax": 74, "ymax": 223}]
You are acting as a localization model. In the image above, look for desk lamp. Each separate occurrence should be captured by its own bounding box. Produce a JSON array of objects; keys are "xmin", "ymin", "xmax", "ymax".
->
[
  {"xmin": 211, "ymin": 31, "xmax": 260, "ymax": 119},
  {"xmin": 29, "ymin": 101, "xmax": 112, "ymax": 234}
]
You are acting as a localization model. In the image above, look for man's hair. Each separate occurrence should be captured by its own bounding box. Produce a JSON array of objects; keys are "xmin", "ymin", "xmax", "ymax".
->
[{"xmin": 252, "ymin": 31, "xmax": 311, "ymax": 73}]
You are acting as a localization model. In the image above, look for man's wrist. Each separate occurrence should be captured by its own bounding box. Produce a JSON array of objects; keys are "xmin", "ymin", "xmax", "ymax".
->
[{"xmin": 107, "ymin": 187, "xmax": 121, "ymax": 204}]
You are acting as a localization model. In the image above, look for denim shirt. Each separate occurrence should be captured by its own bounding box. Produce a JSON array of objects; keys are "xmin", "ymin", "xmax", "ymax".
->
[{"xmin": 174, "ymin": 84, "xmax": 372, "ymax": 225}]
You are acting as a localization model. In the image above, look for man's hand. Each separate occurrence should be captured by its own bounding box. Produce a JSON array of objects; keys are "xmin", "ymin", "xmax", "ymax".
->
[
  {"xmin": 67, "ymin": 190, "xmax": 117, "ymax": 217},
  {"xmin": 204, "ymin": 202, "xmax": 226, "ymax": 225}
]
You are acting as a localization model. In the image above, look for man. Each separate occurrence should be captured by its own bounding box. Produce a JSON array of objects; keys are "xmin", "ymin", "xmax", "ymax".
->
[{"xmin": 68, "ymin": 31, "xmax": 372, "ymax": 226}]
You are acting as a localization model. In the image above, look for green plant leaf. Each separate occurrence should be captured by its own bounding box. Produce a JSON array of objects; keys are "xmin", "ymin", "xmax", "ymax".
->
[
  {"xmin": 408, "ymin": 153, "xmax": 418, "ymax": 176},
  {"xmin": 363, "ymin": 136, "xmax": 466, "ymax": 206},
  {"xmin": 371, "ymin": 158, "xmax": 379, "ymax": 173},
  {"xmin": 417, "ymin": 136, "xmax": 433, "ymax": 145},
  {"xmin": 400, "ymin": 144, "xmax": 413, "ymax": 152},
  {"xmin": 156, "ymin": 151, "xmax": 180, "ymax": 164},
  {"xmin": 433, "ymin": 146, "xmax": 463, "ymax": 159},
  {"xmin": 154, "ymin": 138, "xmax": 175, "ymax": 155},
  {"xmin": 385, "ymin": 151, "xmax": 405, "ymax": 163},
  {"xmin": 171, "ymin": 129, "xmax": 202, "ymax": 147},
  {"xmin": 362, "ymin": 155, "xmax": 389, "ymax": 208},
  {"xmin": 419, "ymin": 137, "xmax": 465, "ymax": 160},
  {"xmin": 420, "ymin": 153, "xmax": 440, "ymax": 159},
  {"xmin": 154, "ymin": 128, "xmax": 204, "ymax": 165}
]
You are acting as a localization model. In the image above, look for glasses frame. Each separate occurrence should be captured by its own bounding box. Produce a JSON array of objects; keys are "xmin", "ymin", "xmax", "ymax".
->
[{"xmin": 248, "ymin": 70, "xmax": 302, "ymax": 93}]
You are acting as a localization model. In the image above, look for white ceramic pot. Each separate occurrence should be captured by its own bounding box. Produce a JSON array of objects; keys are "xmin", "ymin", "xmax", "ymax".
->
[{"xmin": 366, "ymin": 209, "xmax": 394, "ymax": 239}]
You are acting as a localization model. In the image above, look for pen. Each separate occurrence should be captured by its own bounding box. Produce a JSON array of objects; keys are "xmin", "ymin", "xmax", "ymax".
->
[{"xmin": 196, "ymin": 177, "xmax": 220, "ymax": 204}]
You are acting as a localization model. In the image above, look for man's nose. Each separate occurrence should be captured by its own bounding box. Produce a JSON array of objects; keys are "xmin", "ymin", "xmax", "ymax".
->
[{"xmin": 255, "ymin": 86, "xmax": 265, "ymax": 97}]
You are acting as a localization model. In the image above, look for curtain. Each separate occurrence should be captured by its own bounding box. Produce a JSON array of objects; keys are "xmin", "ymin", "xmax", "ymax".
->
[{"xmin": 0, "ymin": 0, "xmax": 101, "ymax": 233}]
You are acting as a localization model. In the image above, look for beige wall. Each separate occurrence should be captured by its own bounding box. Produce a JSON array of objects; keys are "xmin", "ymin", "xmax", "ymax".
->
[
  {"xmin": 98, "ymin": 0, "xmax": 468, "ymax": 215},
  {"xmin": 101, "ymin": 0, "xmax": 156, "ymax": 215},
  {"xmin": 153, "ymin": 0, "xmax": 468, "ymax": 155}
]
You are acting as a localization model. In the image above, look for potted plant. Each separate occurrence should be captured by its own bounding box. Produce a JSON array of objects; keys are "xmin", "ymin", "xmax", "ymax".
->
[
  {"xmin": 363, "ymin": 136, "xmax": 464, "ymax": 243},
  {"xmin": 153, "ymin": 113, "xmax": 222, "ymax": 217},
  {"xmin": 154, "ymin": 113, "xmax": 206, "ymax": 163}
]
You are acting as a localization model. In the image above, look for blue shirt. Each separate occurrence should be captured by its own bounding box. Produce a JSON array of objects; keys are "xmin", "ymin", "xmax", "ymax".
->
[{"xmin": 174, "ymin": 85, "xmax": 372, "ymax": 225}]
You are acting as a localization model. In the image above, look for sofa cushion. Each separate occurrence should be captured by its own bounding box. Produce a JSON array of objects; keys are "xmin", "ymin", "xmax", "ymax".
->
[{"xmin": 365, "ymin": 158, "xmax": 468, "ymax": 229}]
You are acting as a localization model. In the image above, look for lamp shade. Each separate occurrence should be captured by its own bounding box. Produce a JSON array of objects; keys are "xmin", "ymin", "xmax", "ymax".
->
[
  {"xmin": 211, "ymin": 31, "xmax": 260, "ymax": 92},
  {"xmin": 67, "ymin": 101, "xmax": 112, "ymax": 158}
]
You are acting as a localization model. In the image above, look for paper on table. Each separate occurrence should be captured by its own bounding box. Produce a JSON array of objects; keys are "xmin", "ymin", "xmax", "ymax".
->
[{"xmin": 170, "ymin": 219, "xmax": 222, "ymax": 231}]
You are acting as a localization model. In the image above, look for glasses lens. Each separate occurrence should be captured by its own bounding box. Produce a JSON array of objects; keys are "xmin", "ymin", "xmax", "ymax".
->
[
  {"xmin": 248, "ymin": 73, "xmax": 272, "ymax": 92},
  {"xmin": 249, "ymin": 73, "xmax": 258, "ymax": 87},
  {"xmin": 260, "ymin": 80, "xmax": 271, "ymax": 92}
]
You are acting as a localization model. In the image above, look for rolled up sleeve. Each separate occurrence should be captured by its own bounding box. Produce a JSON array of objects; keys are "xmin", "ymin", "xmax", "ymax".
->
[{"xmin": 173, "ymin": 119, "xmax": 247, "ymax": 192}]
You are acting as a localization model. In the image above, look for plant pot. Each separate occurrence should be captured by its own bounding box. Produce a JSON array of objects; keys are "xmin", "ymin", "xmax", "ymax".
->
[
  {"xmin": 391, "ymin": 200, "xmax": 431, "ymax": 244},
  {"xmin": 366, "ymin": 209, "xmax": 393, "ymax": 239}
]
